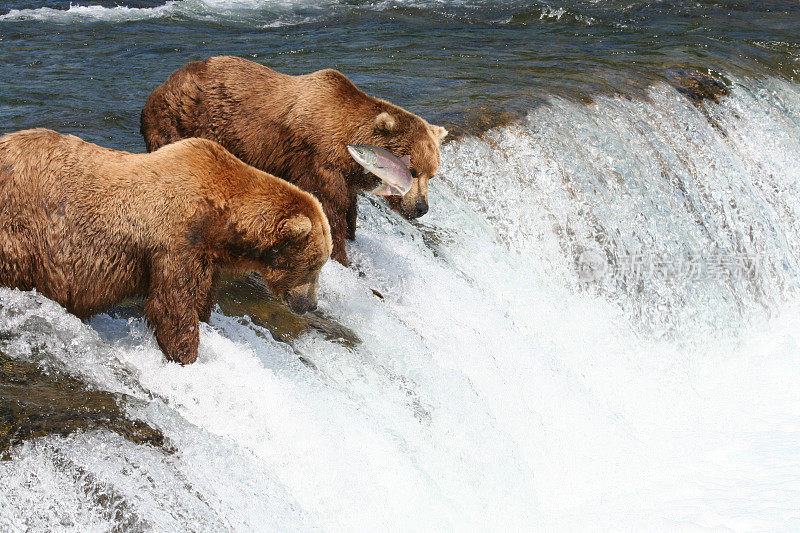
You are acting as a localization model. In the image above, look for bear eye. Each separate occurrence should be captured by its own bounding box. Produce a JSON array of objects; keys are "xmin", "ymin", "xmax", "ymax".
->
[{"xmin": 410, "ymin": 168, "xmax": 419, "ymax": 178}]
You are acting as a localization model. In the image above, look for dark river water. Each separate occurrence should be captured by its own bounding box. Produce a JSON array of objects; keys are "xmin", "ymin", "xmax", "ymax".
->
[{"xmin": 0, "ymin": 0, "xmax": 798, "ymax": 150}]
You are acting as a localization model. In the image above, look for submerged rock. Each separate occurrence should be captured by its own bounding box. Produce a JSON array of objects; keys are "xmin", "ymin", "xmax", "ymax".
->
[
  {"xmin": 111, "ymin": 274, "xmax": 361, "ymax": 349},
  {"xmin": 665, "ymin": 68, "xmax": 730, "ymax": 103},
  {"xmin": 441, "ymin": 105, "xmax": 527, "ymax": 142},
  {"xmin": 0, "ymin": 352, "xmax": 166, "ymax": 458},
  {"xmin": 215, "ymin": 273, "xmax": 360, "ymax": 348}
]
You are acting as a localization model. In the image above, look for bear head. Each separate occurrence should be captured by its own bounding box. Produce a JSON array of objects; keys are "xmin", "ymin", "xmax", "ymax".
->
[
  {"xmin": 354, "ymin": 107, "xmax": 448, "ymax": 219},
  {"xmin": 223, "ymin": 186, "xmax": 332, "ymax": 314}
]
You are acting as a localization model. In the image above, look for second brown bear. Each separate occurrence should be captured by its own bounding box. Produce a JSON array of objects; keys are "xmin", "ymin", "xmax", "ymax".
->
[
  {"xmin": 0, "ymin": 129, "xmax": 332, "ymax": 364},
  {"xmin": 140, "ymin": 56, "xmax": 448, "ymax": 266}
]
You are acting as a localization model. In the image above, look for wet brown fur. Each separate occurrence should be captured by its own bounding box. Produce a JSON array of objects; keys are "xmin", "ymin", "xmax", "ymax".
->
[
  {"xmin": 140, "ymin": 56, "xmax": 447, "ymax": 265},
  {"xmin": 0, "ymin": 129, "xmax": 332, "ymax": 364}
]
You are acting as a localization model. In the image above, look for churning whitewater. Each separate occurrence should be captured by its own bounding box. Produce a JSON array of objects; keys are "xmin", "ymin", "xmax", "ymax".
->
[{"xmin": 1, "ymin": 76, "xmax": 799, "ymax": 529}]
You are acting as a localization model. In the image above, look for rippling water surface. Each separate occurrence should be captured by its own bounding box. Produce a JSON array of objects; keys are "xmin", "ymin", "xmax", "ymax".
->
[
  {"xmin": 1, "ymin": 0, "xmax": 799, "ymax": 146},
  {"xmin": 1, "ymin": 1, "xmax": 800, "ymax": 530}
]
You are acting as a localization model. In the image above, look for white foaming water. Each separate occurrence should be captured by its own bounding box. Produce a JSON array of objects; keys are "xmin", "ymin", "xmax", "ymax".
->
[
  {"xmin": 0, "ymin": 2, "xmax": 180, "ymax": 23},
  {"xmin": 0, "ymin": 0, "xmax": 481, "ymax": 26},
  {"xmin": 0, "ymin": 0, "xmax": 335, "ymax": 25},
  {"xmin": 2, "ymin": 77, "xmax": 800, "ymax": 530},
  {"xmin": 0, "ymin": 1, "xmax": 598, "ymax": 27}
]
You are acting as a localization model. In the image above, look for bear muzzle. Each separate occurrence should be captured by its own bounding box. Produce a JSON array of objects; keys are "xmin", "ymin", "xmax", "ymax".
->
[
  {"xmin": 401, "ymin": 195, "xmax": 429, "ymax": 219},
  {"xmin": 284, "ymin": 281, "xmax": 318, "ymax": 314},
  {"xmin": 400, "ymin": 174, "xmax": 431, "ymax": 219},
  {"xmin": 410, "ymin": 199, "xmax": 429, "ymax": 218},
  {"xmin": 400, "ymin": 181, "xmax": 429, "ymax": 219}
]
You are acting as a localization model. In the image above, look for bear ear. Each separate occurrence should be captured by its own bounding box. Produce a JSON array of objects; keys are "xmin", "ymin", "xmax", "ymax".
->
[
  {"xmin": 374, "ymin": 112, "xmax": 397, "ymax": 133},
  {"xmin": 278, "ymin": 215, "xmax": 312, "ymax": 243},
  {"xmin": 430, "ymin": 124, "xmax": 448, "ymax": 145}
]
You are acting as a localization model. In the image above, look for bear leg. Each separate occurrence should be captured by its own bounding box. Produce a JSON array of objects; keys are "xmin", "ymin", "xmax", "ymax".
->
[
  {"xmin": 315, "ymin": 169, "xmax": 351, "ymax": 267},
  {"xmin": 323, "ymin": 203, "xmax": 349, "ymax": 267},
  {"xmin": 197, "ymin": 270, "xmax": 220, "ymax": 323},
  {"xmin": 145, "ymin": 255, "xmax": 215, "ymax": 364},
  {"xmin": 146, "ymin": 295, "xmax": 200, "ymax": 365},
  {"xmin": 346, "ymin": 189, "xmax": 358, "ymax": 241}
]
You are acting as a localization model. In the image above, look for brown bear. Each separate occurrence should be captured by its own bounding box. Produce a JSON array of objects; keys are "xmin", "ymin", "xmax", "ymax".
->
[
  {"xmin": 140, "ymin": 56, "xmax": 448, "ymax": 266},
  {"xmin": 0, "ymin": 129, "xmax": 332, "ymax": 364}
]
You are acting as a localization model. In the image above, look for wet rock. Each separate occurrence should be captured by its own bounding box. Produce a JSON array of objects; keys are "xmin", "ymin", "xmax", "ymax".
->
[
  {"xmin": 665, "ymin": 68, "xmax": 730, "ymax": 103},
  {"xmin": 440, "ymin": 105, "xmax": 527, "ymax": 142},
  {"xmin": 215, "ymin": 273, "xmax": 360, "ymax": 348},
  {"xmin": 0, "ymin": 353, "xmax": 166, "ymax": 458},
  {"xmin": 109, "ymin": 274, "xmax": 361, "ymax": 349}
]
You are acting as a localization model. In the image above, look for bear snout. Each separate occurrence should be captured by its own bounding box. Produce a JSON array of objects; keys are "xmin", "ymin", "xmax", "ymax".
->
[
  {"xmin": 412, "ymin": 199, "xmax": 429, "ymax": 218},
  {"xmin": 285, "ymin": 282, "xmax": 318, "ymax": 314},
  {"xmin": 285, "ymin": 292, "xmax": 317, "ymax": 314},
  {"xmin": 400, "ymin": 176, "xmax": 430, "ymax": 219},
  {"xmin": 403, "ymin": 198, "xmax": 429, "ymax": 219}
]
